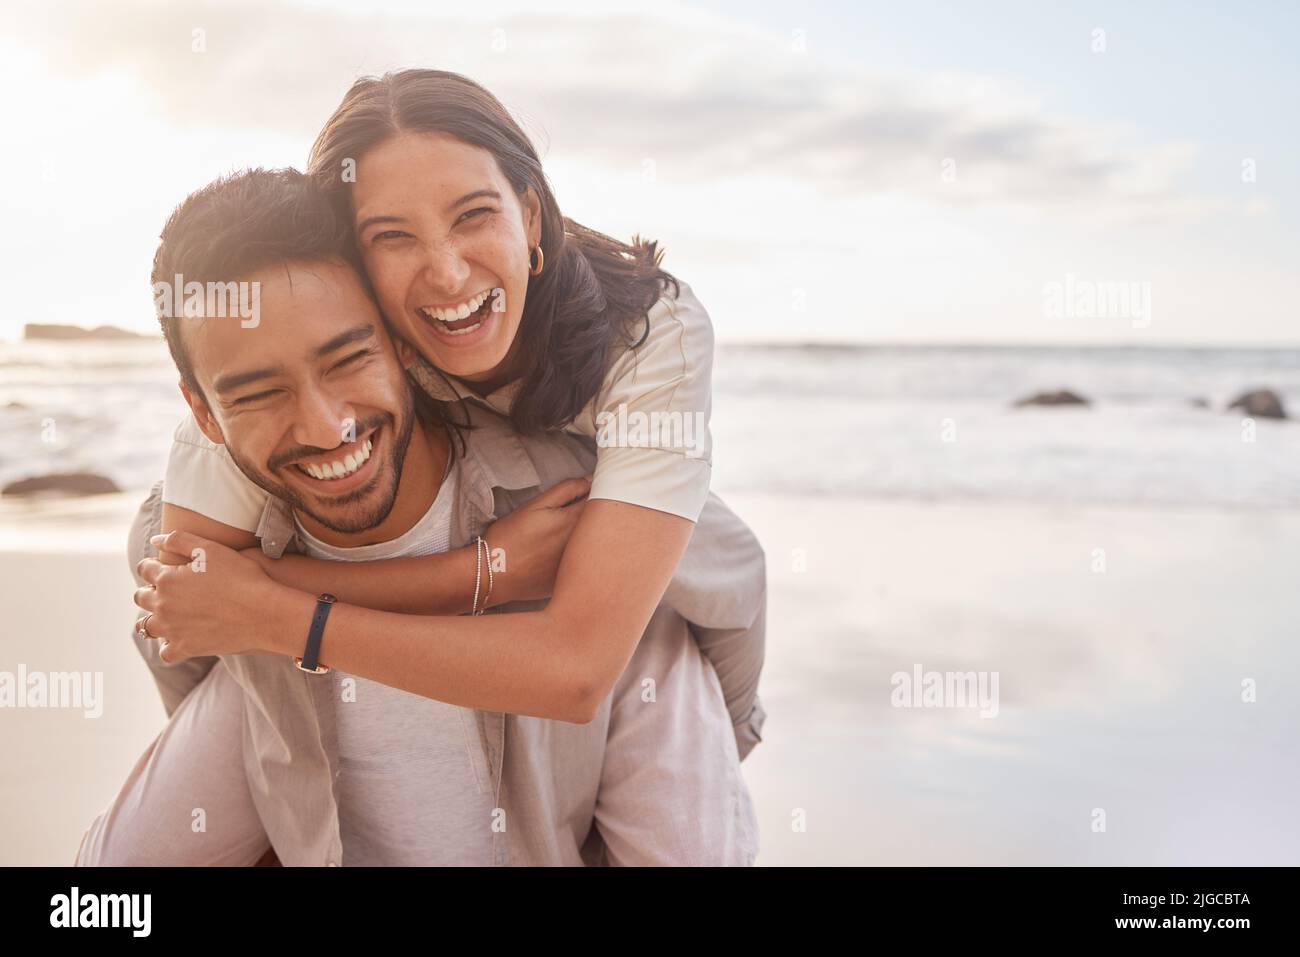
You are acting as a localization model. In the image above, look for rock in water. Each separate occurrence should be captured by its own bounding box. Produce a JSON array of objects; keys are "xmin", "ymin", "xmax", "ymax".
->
[
  {"xmin": 2, "ymin": 472, "xmax": 121, "ymax": 497},
  {"xmin": 23, "ymin": 323, "xmax": 151, "ymax": 341},
  {"xmin": 1013, "ymin": 390, "xmax": 1090, "ymax": 408},
  {"xmin": 1227, "ymin": 389, "xmax": 1287, "ymax": 420}
]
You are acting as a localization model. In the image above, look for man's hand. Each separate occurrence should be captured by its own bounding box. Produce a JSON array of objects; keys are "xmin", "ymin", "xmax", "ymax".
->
[{"xmin": 483, "ymin": 477, "xmax": 590, "ymax": 605}]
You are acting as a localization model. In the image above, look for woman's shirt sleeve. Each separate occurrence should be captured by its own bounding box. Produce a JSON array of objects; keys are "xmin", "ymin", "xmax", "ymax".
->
[
  {"xmin": 161, "ymin": 415, "xmax": 269, "ymax": 533},
  {"xmin": 582, "ymin": 278, "xmax": 715, "ymax": 522}
]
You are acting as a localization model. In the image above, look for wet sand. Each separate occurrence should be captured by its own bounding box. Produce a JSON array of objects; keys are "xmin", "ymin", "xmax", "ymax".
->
[{"xmin": 2, "ymin": 491, "xmax": 1298, "ymax": 865}]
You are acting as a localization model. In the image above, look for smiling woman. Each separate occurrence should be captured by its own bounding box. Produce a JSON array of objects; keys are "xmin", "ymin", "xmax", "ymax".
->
[
  {"xmin": 308, "ymin": 71, "xmax": 679, "ymax": 428},
  {"xmin": 341, "ymin": 132, "xmax": 542, "ymax": 384}
]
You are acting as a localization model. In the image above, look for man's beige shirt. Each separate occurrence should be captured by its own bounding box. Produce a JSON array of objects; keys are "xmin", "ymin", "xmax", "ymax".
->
[{"xmin": 128, "ymin": 403, "xmax": 763, "ymax": 865}]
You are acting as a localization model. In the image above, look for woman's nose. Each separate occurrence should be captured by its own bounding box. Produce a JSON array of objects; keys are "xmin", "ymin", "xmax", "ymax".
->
[{"xmin": 419, "ymin": 241, "xmax": 471, "ymax": 294}]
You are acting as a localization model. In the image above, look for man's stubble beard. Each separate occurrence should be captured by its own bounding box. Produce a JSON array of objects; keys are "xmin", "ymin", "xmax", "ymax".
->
[{"xmin": 224, "ymin": 390, "xmax": 416, "ymax": 535}]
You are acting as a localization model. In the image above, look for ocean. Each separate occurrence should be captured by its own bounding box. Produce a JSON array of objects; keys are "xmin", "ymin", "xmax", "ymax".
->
[{"xmin": 1, "ymin": 339, "xmax": 1297, "ymax": 508}]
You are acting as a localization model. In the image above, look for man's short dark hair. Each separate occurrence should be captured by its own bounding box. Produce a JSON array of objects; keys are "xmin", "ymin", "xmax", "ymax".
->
[{"xmin": 150, "ymin": 167, "xmax": 367, "ymax": 394}]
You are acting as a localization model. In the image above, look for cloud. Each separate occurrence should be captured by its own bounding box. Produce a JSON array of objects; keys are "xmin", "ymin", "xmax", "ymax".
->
[{"xmin": 14, "ymin": 0, "xmax": 1206, "ymax": 222}]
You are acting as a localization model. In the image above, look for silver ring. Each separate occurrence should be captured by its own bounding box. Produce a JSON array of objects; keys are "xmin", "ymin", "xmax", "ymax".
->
[{"xmin": 135, "ymin": 613, "xmax": 157, "ymax": 640}]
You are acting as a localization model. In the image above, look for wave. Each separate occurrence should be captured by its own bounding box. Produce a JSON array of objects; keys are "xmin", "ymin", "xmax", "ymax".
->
[{"xmin": 2, "ymin": 342, "xmax": 1297, "ymax": 507}]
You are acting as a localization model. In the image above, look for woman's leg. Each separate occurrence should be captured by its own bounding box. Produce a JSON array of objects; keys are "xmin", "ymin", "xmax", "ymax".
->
[
  {"xmin": 593, "ymin": 605, "xmax": 759, "ymax": 866},
  {"xmin": 76, "ymin": 659, "xmax": 271, "ymax": 866},
  {"xmin": 672, "ymin": 492, "xmax": 768, "ymax": 760}
]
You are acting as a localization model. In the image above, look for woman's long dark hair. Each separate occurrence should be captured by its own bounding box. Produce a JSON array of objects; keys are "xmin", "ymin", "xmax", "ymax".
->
[{"xmin": 308, "ymin": 69, "xmax": 678, "ymax": 435}]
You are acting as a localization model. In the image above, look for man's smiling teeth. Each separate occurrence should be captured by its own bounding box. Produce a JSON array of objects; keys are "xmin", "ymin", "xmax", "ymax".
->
[
  {"xmin": 296, "ymin": 437, "xmax": 372, "ymax": 481},
  {"xmin": 419, "ymin": 289, "xmax": 491, "ymax": 324}
]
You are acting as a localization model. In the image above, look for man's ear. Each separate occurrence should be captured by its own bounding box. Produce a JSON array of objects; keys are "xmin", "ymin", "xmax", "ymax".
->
[{"xmin": 178, "ymin": 379, "xmax": 226, "ymax": 446}]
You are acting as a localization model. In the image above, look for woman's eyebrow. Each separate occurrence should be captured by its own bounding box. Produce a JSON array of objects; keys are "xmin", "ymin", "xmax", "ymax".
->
[
  {"xmin": 356, "ymin": 214, "xmax": 405, "ymax": 235},
  {"xmin": 446, "ymin": 189, "xmax": 500, "ymax": 213}
]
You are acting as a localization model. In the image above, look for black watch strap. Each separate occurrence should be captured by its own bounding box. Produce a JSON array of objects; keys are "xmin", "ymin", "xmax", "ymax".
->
[{"xmin": 296, "ymin": 593, "xmax": 336, "ymax": 674}]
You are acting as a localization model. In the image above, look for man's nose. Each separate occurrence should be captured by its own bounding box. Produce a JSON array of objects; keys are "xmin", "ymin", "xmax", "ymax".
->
[{"xmin": 291, "ymin": 387, "xmax": 355, "ymax": 452}]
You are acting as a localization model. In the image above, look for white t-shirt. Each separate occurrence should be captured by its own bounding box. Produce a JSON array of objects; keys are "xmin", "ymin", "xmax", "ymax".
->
[
  {"xmin": 293, "ymin": 467, "xmax": 495, "ymax": 866},
  {"xmin": 162, "ymin": 278, "xmax": 715, "ymax": 529}
]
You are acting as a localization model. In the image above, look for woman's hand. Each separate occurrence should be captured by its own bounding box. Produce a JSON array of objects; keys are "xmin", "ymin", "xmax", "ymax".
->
[
  {"xmin": 483, "ymin": 476, "xmax": 590, "ymax": 605},
  {"xmin": 134, "ymin": 529, "xmax": 289, "ymax": 662}
]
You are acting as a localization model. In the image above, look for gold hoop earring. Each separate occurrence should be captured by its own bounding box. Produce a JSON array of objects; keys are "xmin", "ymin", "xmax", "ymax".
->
[{"xmin": 528, "ymin": 243, "xmax": 544, "ymax": 277}]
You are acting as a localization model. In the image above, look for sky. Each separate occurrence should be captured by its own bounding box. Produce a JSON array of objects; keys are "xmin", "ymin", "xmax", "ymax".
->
[{"xmin": 2, "ymin": 0, "xmax": 1297, "ymax": 345}]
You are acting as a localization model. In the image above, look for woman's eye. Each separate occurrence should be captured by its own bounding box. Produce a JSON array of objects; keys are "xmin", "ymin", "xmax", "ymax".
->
[
  {"xmin": 458, "ymin": 207, "xmax": 494, "ymax": 225},
  {"xmin": 371, "ymin": 230, "xmax": 409, "ymax": 242}
]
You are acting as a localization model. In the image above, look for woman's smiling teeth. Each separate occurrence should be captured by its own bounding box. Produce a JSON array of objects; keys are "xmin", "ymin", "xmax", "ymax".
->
[
  {"xmin": 295, "ymin": 437, "xmax": 373, "ymax": 481},
  {"xmin": 418, "ymin": 288, "xmax": 493, "ymax": 335}
]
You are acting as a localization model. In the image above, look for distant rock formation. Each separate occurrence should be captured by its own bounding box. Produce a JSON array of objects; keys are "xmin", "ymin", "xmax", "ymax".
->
[
  {"xmin": 2, "ymin": 472, "xmax": 121, "ymax": 497},
  {"xmin": 1227, "ymin": 389, "xmax": 1287, "ymax": 420},
  {"xmin": 23, "ymin": 323, "xmax": 153, "ymax": 341},
  {"xmin": 1013, "ymin": 390, "xmax": 1090, "ymax": 408}
]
